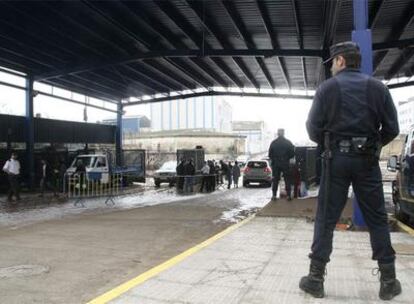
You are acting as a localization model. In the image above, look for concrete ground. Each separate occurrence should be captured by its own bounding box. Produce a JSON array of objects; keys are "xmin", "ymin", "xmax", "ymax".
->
[
  {"xmin": 109, "ymin": 217, "xmax": 414, "ymax": 304},
  {"xmin": 0, "ymin": 186, "xmax": 270, "ymax": 304},
  {"xmin": 0, "ymin": 168, "xmax": 411, "ymax": 304}
]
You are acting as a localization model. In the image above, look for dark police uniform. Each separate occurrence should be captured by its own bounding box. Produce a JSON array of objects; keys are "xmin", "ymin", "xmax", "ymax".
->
[
  {"xmin": 268, "ymin": 136, "xmax": 295, "ymax": 199},
  {"xmin": 300, "ymin": 41, "xmax": 401, "ymax": 301},
  {"xmin": 306, "ymin": 64, "xmax": 399, "ymax": 265}
]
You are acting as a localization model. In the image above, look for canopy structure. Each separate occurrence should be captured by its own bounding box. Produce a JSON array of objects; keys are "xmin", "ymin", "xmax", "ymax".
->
[
  {"xmin": 0, "ymin": 0, "xmax": 413, "ymax": 106},
  {"xmin": 0, "ymin": 0, "xmax": 413, "ymax": 188}
]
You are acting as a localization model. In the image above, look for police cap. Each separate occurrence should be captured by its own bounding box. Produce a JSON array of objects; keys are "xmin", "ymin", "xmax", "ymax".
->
[{"xmin": 323, "ymin": 41, "xmax": 361, "ymax": 64}]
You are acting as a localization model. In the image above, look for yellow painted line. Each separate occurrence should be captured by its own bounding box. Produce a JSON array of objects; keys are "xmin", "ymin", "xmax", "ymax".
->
[
  {"xmin": 87, "ymin": 215, "xmax": 255, "ymax": 304},
  {"xmin": 396, "ymin": 219, "xmax": 414, "ymax": 236}
]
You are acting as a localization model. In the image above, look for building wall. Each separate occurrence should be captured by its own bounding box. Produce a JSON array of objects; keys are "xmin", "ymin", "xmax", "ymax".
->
[
  {"xmin": 150, "ymin": 97, "xmax": 232, "ymax": 132},
  {"xmin": 232, "ymin": 121, "xmax": 273, "ymax": 154},
  {"xmin": 124, "ymin": 135, "xmax": 245, "ymax": 159}
]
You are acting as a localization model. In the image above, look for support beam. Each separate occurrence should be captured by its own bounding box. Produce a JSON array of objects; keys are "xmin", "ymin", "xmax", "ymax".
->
[
  {"xmin": 153, "ymin": 0, "xmax": 243, "ymax": 88},
  {"xmin": 387, "ymin": 80, "xmax": 414, "ymax": 89},
  {"xmin": 352, "ymin": 0, "xmax": 372, "ymax": 227},
  {"xmin": 152, "ymin": 0, "xmax": 230, "ymax": 88},
  {"xmin": 373, "ymin": 3, "xmax": 414, "ymax": 74},
  {"xmin": 405, "ymin": 62, "xmax": 414, "ymax": 77},
  {"xmin": 118, "ymin": 1, "xmax": 212, "ymax": 90},
  {"xmin": 384, "ymin": 48, "xmax": 414, "ymax": 80},
  {"xmin": 34, "ymin": 49, "xmax": 323, "ymax": 81},
  {"xmin": 0, "ymin": 66, "xmax": 26, "ymax": 77},
  {"xmin": 221, "ymin": 0, "xmax": 274, "ymax": 89},
  {"xmin": 25, "ymin": 75, "xmax": 35, "ymax": 190},
  {"xmin": 373, "ymin": 38, "xmax": 414, "ymax": 51},
  {"xmin": 0, "ymin": 79, "xmax": 117, "ymax": 113},
  {"xmin": 0, "ymin": 2, "xmax": 139, "ymax": 101},
  {"xmin": 369, "ymin": 0, "xmax": 385, "ymax": 29},
  {"xmin": 255, "ymin": 0, "xmax": 290, "ymax": 89},
  {"xmin": 124, "ymin": 90, "xmax": 313, "ymax": 107},
  {"xmin": 116, "ymin": 102, "xmax": 123, "ymax": 166},
  {"xmin": 319, "ymin": 0, "xmax": 341, "ymax": 83},
  {"xmin": 186, "ymin": 0, "xmax": 260, "ymax": 90},
  {"xmin": 76, "ymin": 0, "xmax": 203, "ymax": 92},
  {"xmin": 19, "ymin": 0, "xmax": 191, "ymax": 94},
  {"xmin": 37, "ymin": 90, "xmax": 118, "ymax": 113},
  {"xmin": 291, "ymin": 0, "xmax": 307, "ymax": 91}
]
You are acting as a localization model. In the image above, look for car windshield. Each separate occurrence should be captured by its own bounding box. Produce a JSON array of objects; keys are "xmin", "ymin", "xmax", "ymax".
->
[
  {"xmin": 247, "ymin": 161, "xmax": 267, "ymax": 169},
  {"xmin": 71, "ymin": 156, "xmax": 94, "ymax": 168},
  {"xmin": 160, "ymin": 161, "xmax": 177, "ymax": 171}
]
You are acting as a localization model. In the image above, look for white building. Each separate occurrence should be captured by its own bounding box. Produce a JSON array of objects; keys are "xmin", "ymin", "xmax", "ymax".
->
[
  {"xmin": 231, "ymin": 121, "xmax": 273, "ymax": 155},
  {"xmin": 149, "ymin": 96, "xmax": 232, "ymax": 133},
  {"xmin": 398, "ymin": 97, "xmax": 414, "ymax": 135}
]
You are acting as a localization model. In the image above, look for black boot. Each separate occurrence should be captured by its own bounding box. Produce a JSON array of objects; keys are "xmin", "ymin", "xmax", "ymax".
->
[
  {"xmin": 378, "ymin": 262, "xmax": 402, "ymax": 301},
  {"xmin": 299, "ymin": 259, "xmax": 326, "ymax": 298}
]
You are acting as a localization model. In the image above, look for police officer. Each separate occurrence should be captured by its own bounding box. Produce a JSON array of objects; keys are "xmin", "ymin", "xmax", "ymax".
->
[
  {"xmin": 299, "ymin": 42, "xmax": 401, "ymax": 300},
  {"xmin": 268, "ymin": 129, "xmax": 295, "ymax": 201}
]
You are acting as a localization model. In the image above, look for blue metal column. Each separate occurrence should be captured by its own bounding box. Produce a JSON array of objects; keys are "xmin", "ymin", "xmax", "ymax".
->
[
  {"xmin": 116, "ymin": 102, "xmax": 123, "ymax": 166},
  {"xmin": 25, "ymin": 75, "xmax": 35, "ymax": 189},
  {"xmin": 352, "ymin": 0, "xmax": 371, "ymax": 227}
]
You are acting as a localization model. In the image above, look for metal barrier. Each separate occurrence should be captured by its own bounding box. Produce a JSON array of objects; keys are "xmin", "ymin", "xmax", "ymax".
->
[{"xmin": 65, "ymin": 172, "xmax": 123, "ymax": 206}]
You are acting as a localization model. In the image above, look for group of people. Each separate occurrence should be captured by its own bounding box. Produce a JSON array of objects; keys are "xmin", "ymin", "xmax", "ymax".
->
[
  {"xmin": 175, "ymin": 158, "xmax": 241, "ymax": 194},
  {"xmin": 2, "ymin": 152, "xmax": 67, "ymax": 202}
]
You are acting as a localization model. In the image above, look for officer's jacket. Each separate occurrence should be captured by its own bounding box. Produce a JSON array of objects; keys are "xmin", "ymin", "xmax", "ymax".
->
[
  {"xmin": 306, "ymin": 68, "xmax": 399, "ymax": 147},
  {"xmin": 268, "ymin": 137, "xmax": 295, "ymax": 166}
]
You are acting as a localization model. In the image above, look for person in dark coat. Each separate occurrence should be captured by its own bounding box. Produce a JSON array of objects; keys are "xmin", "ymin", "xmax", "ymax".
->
[
  {"xmin": 208, "ymin": 160, "xmax": 216, "ymax": 191},
  {"xmin": 226, "ymin": 161, "xmax": 233, "ymax": 189},
  {"xmin": 268, "ymin": 128, "xmax": 295, "ymax": 201},
  {"xmin": 232, "ymin": 161, "xmax": 241, "ymax": 188},
  {"xmin": 39, "ymin": 159, "xmax": 57, "ymax": 197},
  {"xmin": 216, "ymin": 161, "xmax": 223, "ymax": 184},
  {"xmin": 74, "ymin": 159, "xmax": 86, "ymax": 193},
  {"xmin": 176, "ymin": 158, "xmax": 185, "ymax": 192},
  {"xmin": 183, "ymin": 159, "xmax": 195, "ymax": 194},
  {"xmin": 58, "ymin": 159, "xmax": 67, "ymax": 193},
  {"xmin": 300, "ymin": 41, "xmax": 401, "ymax": 300},
  {"xmin": 220, "ymin": 160, "xmax": 228, "ymax": 185}
]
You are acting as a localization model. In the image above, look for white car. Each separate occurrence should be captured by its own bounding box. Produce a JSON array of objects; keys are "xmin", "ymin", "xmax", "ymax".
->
[{"xmin": 153, "ymin": 161, "xmax": 177, "ymax": 187}]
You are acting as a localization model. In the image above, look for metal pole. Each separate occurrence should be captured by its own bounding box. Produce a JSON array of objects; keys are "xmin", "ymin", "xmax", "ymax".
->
[
  {"xmin": 352, "ymin": 0, "xmax": 370, "ymax": 228},
  {"xmin": 116, "ymin": 102, "xmax": 123, "ymax": 167},
  {"xmin": 25, "ymin": 75, "xmax": 35, "ymax": 190}
]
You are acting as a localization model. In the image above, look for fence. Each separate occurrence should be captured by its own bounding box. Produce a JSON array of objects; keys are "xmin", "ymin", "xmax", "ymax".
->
[{"xmin": 65, "ymin": 172, "xmax": 123, "ymax": 206}]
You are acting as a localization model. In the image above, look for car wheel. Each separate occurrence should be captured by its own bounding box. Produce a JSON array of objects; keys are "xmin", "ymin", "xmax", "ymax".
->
[
  {"xmin": 154, "ymin": 180, "xmax": 161, "ymax": 187},
  {"xmin": 243, "ymin": 181, "xmax": 249, "ymax": 187},
  {"xmin": 265, "ymin": 182, "xmax": 272, "ymax": 188}
]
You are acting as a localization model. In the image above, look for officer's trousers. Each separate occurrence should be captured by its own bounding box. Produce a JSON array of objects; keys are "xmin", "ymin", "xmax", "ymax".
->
[
  {"xmin": 310, "ymin": 153, "xmax": 395, "ymax": 264},
  {"xmin": 272, "ymin": 164, "xmax": 291, "ymax": 198}
]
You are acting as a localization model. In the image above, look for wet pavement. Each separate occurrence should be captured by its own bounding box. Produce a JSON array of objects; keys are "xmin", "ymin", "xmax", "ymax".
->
[{"xmin": 0, "ymin": 182, "xmax": 272, "ymax": 229}]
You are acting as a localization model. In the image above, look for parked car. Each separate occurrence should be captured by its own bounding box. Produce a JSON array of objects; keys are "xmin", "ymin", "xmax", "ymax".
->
[
  {"xmin": 153, "ymin": 161, "xmax": 177, "ymax": 187},
  {"xmin": 243, "ymin": 160, "xmax": 272, "ymax": 187},
  {"xmin": 388, "ymin": 129, "xmax": 414, "ymax": 222}
]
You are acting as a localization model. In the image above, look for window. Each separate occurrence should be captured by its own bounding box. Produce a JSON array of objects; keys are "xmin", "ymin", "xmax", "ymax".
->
[{"xmin": 247, "ymin": 161, "xmax": 267, "ymax": 169}]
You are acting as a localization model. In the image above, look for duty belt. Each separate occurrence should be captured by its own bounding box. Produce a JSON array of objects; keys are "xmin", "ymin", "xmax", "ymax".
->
[{"xmin": 336, "ymin": 137, "xmax": 376, "ymax": 155}]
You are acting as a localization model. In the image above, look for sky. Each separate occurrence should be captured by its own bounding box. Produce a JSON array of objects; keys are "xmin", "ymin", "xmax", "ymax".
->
[{"xmin": 1, "ymin": 69, "xmax": 413, "ymax": 145}]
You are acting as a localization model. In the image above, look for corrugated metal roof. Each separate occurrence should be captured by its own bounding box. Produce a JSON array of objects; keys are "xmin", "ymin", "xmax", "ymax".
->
[{"xmin": 0, "ymin": 0, "xmax": 412, "ymax": 103}]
